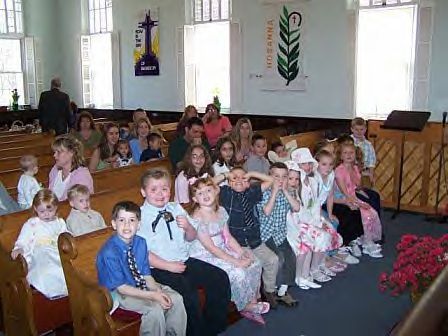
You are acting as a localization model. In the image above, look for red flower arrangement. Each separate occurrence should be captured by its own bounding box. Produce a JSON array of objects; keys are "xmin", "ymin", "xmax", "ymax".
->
[{"xmin": 379, "ymin": 234, "xmax": 448, "ymax": 296}]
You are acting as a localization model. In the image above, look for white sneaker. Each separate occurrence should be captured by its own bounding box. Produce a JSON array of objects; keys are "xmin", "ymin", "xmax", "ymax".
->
[
  {"xmin": 349, "ymin": 241, "xmax": 362, "ymax": 257},
  {"xmin": 319, "ymin": 265, "xmax": 336, "ymax": 277},
  {"xmin": 296, "ymin": 277, "xmax": 322, "ymax": 289},
  {"xmin": 363, "ymin": 244, "xmax": 383, "ymax": 258},
  {"xmin": 311, "ymin": 270, "xmax": 332, "ymax": 283},
  {"xmin": 341, "ymin": 253, "xmax": 360, "ymax": 265},
  {"xmin": 362, "ymin": 243, "xmax": 382, "ymax": 254}
]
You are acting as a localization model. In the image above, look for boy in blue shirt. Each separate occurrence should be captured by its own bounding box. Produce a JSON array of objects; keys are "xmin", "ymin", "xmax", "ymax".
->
[{"xmin": 97, "ymin": 201, "xmax": 187, "ymax": 336}]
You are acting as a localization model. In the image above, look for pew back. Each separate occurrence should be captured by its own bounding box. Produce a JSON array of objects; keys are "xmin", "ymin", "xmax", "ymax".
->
[
  {"xmin": 0, "ymin": 134, "xmax": 54, "ymax": 150},
  {"xmin": 280, "ymin": 130, "xmax": 326, "ymax": 152},
  {"xmin": 59, "ymin": 229, "xmax": 141, "ymax": 335}
]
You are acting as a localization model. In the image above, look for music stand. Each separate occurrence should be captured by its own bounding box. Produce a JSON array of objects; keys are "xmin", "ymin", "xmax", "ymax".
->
[{"xmin": 381, "ymin": 110, "xmax": 431, "ymax": 219}]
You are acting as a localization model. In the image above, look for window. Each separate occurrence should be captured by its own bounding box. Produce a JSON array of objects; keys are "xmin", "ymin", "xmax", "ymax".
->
[
  {"xmin": 355, "ymin": 2, "xmax": 417, "ymax": 119},
  {"xmin": 89, "ymin": 0, "xmax": 113, "ymax": 34},
  {"xmin": 0, "ymin": 0, "xmax": 23, "ymax": 34},
  {"xmin": 185, "ymin": 0, "xmax": 231, "ymax": 111},
  {"xmin": 194, "ymin": 0, "xmax": 230, "ymax": 23},
  {"xmin": 0, "ymin": 38, "xmax": 24, "ymax": 106},
  {"xmin": 82, "ymin": 0, "xmax": 118, "ymax": 108}
]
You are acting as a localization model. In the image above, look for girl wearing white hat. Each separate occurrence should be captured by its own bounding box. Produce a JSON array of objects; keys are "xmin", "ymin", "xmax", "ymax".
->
[{"xmin": 285, "ymin": 148, "xmax": 343, "ymax": 290}]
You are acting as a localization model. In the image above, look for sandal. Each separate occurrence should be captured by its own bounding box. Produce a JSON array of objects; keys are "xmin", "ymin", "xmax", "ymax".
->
[
  {"xmin": 276, "ymin": 292, "xmax": 299, "ymax": 307},
  {"xmin": 240, "ymin": 311, "xmax": 266, "ymax": 325},
  {"xmin": 246, "ymin": 302, "xmax": 270, "ymax": 314}
]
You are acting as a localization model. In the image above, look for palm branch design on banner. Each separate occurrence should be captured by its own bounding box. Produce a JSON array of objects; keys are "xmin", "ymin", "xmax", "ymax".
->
[{"xmin": 277, "ymin": 5, "xmax": 302, "ymax": 86}]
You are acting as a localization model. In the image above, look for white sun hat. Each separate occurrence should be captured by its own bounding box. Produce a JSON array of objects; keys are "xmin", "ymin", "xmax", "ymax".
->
[{"xmin": 291, "ymin": 148, "xmax": 318, "ymax": 170}]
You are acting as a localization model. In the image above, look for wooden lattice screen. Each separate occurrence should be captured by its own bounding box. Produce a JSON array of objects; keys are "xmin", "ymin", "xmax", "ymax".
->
[{"xmin": 368, "ymin": 121, "xmax": 448, "ymax": 214}]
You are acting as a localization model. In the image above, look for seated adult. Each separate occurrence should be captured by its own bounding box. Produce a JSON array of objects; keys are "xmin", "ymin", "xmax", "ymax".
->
[
  {"xmin": 0, "ymin": 180, "xmax": 20, "ymax": 215},
  {"xmin": 73, "ymin": 111, "xmax": 102, "ymax": 151},
  {"xmin": 129, "ymin": 108, "xmax": 152, "ymax": 139},
  {"xmin": 230, "ymin": 118, "xmax": 253, "ymax": 164},
  {"xmin": 89, "ymin": 122, "xmax": 120, "ymax": 172},
  {"xmin": 176, "ymin": 105, "xmax": 198, "ymax": 135},
  {"xmin": 49, "ymin": 135, "xmax": 93, "ymax": 201},
  {"xmin": 129, "ymin": 118, "xmax": 151, "ymax": 164},
  {"xmin": 203, "ymin": 103, "xmax": 232, "ymax": 148},
  {"xmin": 168, "ymin": 117, "xmax": 210, "ymax": 171}
]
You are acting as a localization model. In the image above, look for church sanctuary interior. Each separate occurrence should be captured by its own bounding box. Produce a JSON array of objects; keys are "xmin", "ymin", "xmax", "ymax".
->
[{"xmin": 0, "ymin": 0, "xmax": 447, "ymax": 335}]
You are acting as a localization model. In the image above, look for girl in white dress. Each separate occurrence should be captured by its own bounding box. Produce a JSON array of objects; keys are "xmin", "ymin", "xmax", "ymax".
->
[
  {"xmin": 11, "ymin": 189, "xmax": 68, "ymax": 298},
  {"xmin": 286, "ymin": 148, "xmax": 343, "ymax": 290},
  {"xmin": 188, "ymin": 176, "xmax": 269, "ymax": 325}
]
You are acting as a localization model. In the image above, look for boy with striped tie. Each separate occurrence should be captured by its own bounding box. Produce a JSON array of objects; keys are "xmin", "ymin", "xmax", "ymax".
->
[{"xmin": 96, "ymin": 201, "xmax": 186, "ymax": 336}]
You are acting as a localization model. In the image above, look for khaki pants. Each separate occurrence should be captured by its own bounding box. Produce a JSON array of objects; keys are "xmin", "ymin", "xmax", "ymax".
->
[
  {"xmin": 249, "ymin": 243, "xmax": 279, "ymax": 293},
  {"xmin": 118, "ymin": 285, "xmax": 187, "ymax": 336}
]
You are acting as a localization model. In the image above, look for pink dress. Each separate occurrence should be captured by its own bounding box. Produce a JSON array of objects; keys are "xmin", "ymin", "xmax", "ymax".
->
[
  {"xmin": 335, "ymin": 164, "xmax": 382, "ymax": 242},
  {"xmin": 287, "ymin": 171, "xmax": 342, "ymax": 255},
  {"xmin": 204, "ymin": 116, "xmax": 232, "ymax": 147}
]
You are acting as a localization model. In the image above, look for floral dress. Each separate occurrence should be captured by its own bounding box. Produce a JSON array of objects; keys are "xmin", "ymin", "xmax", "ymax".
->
[
  {"xmin": 189, "ymin": 207, "xmax": 262, "ymax": 311},
  {"xmin": 13, "ymin": 217, "xmax": 68, "ymax": 298},
  {"xmin": 287, "ymin": 170, "xmax": 342, "ymax": 255},
  {"xmin": 335, "ymin": 164, "xmax": 382, "ymax": 242}
]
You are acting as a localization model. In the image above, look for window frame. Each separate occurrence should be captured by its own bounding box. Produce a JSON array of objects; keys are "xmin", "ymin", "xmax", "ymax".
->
[
  {"xmin": 354, "ymin": 1, "xmax": 422, "ymax": 119},
  {"xmin": 0, "ymin": 0, "xmax": 23, "ymax": 35},
  {"xmin": 88, "ymin": 0, "xmax": 113, "ymax": 34},
  {"xmin": 0, "ymin": 36, "xmax": 25, "ymax": 106},
  {"xmin": 193, "ymin": 0, "xmax": 231, "ymax": 24}
]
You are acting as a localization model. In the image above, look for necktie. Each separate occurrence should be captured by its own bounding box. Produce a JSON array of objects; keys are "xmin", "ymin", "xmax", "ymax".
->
[
  {"xmin": 127, "ymin": 244, "xmax": 148, "ymax": 290},
  {"xmin": 238, "ymin": 192, "xmax": 255, "ymax": 227},
  {"xmin": 151, "ymin": 210, "xmax": 174, "ymax": 240}
]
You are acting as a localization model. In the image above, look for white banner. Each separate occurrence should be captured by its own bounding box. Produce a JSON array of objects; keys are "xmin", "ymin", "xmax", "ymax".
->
[{"xmin": 262, "ymin": 2, "xmax": 307, "ymax": 91}]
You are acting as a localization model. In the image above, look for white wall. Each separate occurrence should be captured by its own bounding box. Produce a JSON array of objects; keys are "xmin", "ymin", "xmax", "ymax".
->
[
  {"xmin": 37, "ymin": 0, "xmax": 447, "ymax": 119},
  {"xmin": 113, "ymin": 0, "xmax": 185, "ymax": 111},
  {"xmin": 428, "ymin": 0, "xmax": 448, "ymax": 121},
  {"xmin": 23, "ymin": 0, "xmax": 60, "ymax": 92}
]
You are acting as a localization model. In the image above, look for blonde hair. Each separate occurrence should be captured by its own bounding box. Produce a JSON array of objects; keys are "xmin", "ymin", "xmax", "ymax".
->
[
  {"xmin": 52, "ymin": 135, "xmax": 85, "ymax": 170},
  {"xmin": 19, "ymin": 155, "xmax": 38, "ymax": 172},
  {"xmin": 336, "ymin": 142, "xmax": 364, "ymax": 169},
  {"xmin": 32, "ymin": 189, "xmax": 58, "ymax": 211},
  {"xmin": 140, "ymin": 168, "xmax": 171, "ymax": 189},
  {"xmin": 189, "ymin": 176, "xmax": 219, "ymax": 214},
  {"xmin": 351, "ymin": 117, "xmax": 367, "ymax": 128},
  {"xmin": 67, "ymin": 184, "xmax": 90, "ymax": 201},
  {"xmin": 230, "ymin": 118, "xmax": 253, "ymax": 152}
]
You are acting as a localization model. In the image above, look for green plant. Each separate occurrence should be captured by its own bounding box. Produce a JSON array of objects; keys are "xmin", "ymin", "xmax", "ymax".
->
[{"xmin": 277, "ymin": 6, "xmax": 302, "ymax": 86}]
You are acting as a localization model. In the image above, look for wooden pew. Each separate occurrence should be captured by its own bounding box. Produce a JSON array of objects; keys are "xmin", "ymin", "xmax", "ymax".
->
[
  {"xmin": 280, "ymin": 130, "xmax": 326, "ymax": 152},
  {"xmin": 255, "ymin": 127, "xmax": 286, "ymax": 149},
  {"xmin": 0, "ymin": 135, "xmax": 54, "ymax": 151},
  {"xmin": 93, "ymin": 158, "xmax": 172, "ymax": 193},
  {"xmin": 0, "ymin": 132, "xmax": 50, "ymax": 141},
  {"xmin": 0, "ymin": 186, "xmax": 144, "ymax": 335},
  {"xmin": 392, "ymin": 266, "xmax": 448, "ymax": 336},
  {"xmin": 0, "ymin": 164, "xmax": 52, "ymax": 195},
  {"xmin": 0, "ymin": 144, "xmax": 53, "ymax": 159},
  {"xmin": 58, "ymin": 229, "xmax": 141, "ymax": 335},
  {"xmin": 0, "ymin": 153, "xmax": 55, "ymax": 172}
]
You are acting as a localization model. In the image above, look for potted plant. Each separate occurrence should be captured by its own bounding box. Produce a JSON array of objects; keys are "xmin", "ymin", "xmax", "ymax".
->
[
  {"xmin": 379, "ymin": 234, "xmax": 448, "ymax": 302},
  {"xmin": 11, "ymin": 89, "xmax": 19, "ymax": 111}
]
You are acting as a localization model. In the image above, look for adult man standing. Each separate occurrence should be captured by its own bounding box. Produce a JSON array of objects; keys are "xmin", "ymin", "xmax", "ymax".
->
[
  {"xmin": 168, "ymin": 117, "xmax": 210, "ymax": 171},
  {"xmin": 38, "ymin": 77, "xmax": 71, "ymax": 135}
]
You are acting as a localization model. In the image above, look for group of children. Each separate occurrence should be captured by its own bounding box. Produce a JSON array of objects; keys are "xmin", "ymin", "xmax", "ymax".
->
[{"xmin": 9, "ymin": 116, "xmax": 384, "ymax": 335}]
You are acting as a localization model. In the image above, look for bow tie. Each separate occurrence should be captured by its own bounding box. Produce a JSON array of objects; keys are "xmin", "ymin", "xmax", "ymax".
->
[{"xmin": 151, "ymin": 210, "xmax": 175, "ymax": 240}]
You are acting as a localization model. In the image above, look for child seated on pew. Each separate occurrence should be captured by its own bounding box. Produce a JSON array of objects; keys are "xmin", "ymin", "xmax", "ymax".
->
[
  {"xmin": 188, "ymin": 176, "xmax": 269, "ymax": 325},
  {"xmin": 17, "ymin": 154, "xmax": 42, "ymax": 209},
  {"xmin": 138, "ymin": 169, "xmax": 231, "ymax": 336},
  {"xmin": 140, "ymin": 132, "xmax": 164, "ymax": 162},
  {"xmin": 267, "ymin": 140, "xmax": 296, "ymax": 164},
  {"xmin": 66, "ymin": 184, "xmax": 107, "ymax": 236},
  {"xmin": 244, "ymin": 134, "xmax": 270, "ymax": 176},
  {"xmin": 97, "ymin": 201, "xmax": 187, "ymax": 336},
  {"xmin": 115, "ymin": 139, "xmax": 134, "ymax": 167},
  {"xmin": 11, "ymin": 189, "xmax": 68, "ymax": 298},
  {"xmin": 212, "ymin": 137, "xmax": 237, "ymax": 186},
  {"xmin": 174, "ymin": 144, "xmax": 214, "ymax": 204}
]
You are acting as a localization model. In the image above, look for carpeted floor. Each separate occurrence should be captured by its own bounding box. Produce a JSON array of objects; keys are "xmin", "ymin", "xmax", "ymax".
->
[{"xmin": 221, "ymin": 210, "xmax": 448, "ymax": 336}]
